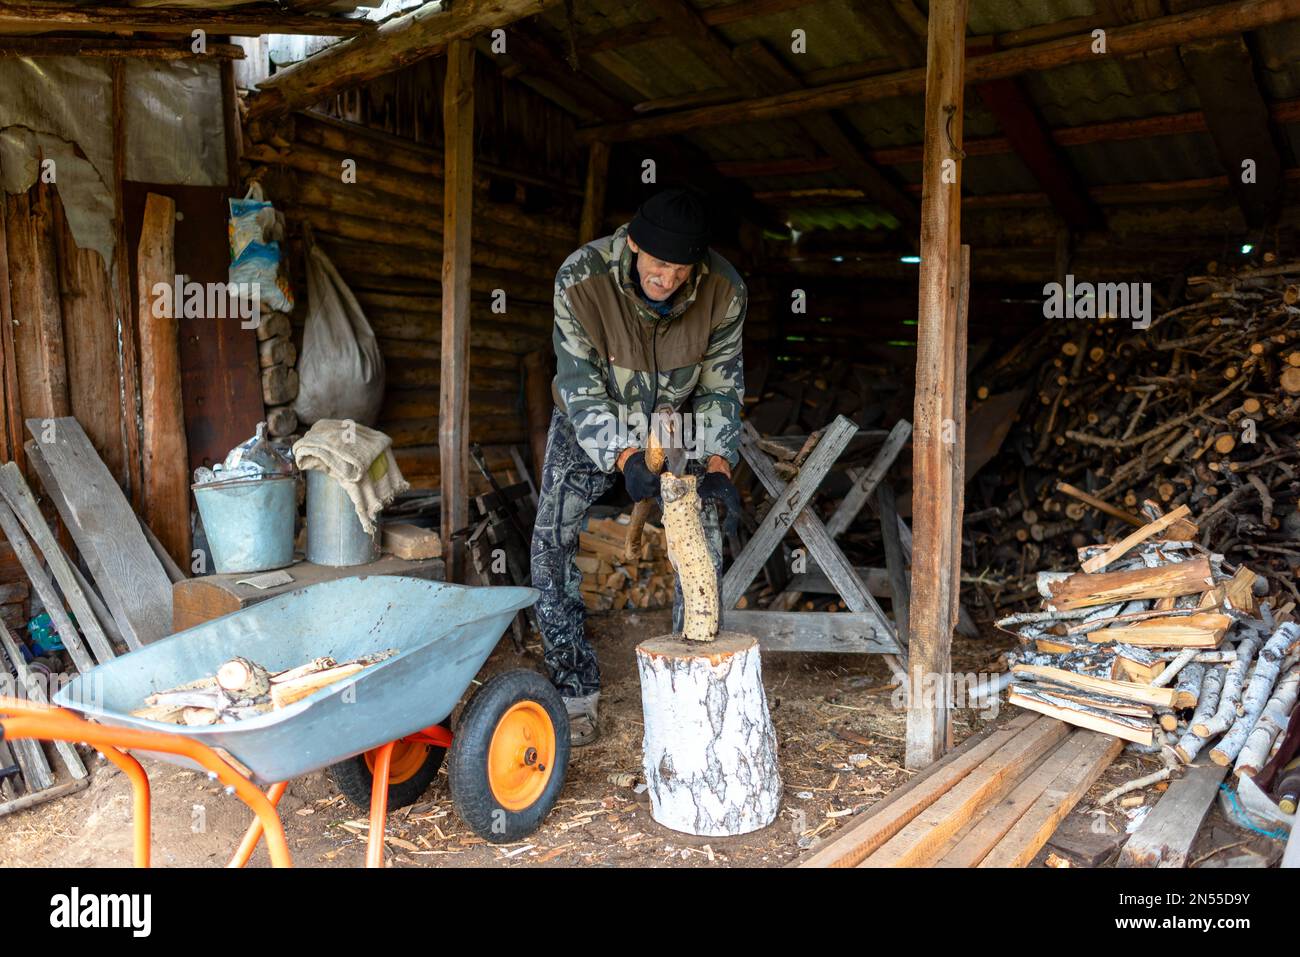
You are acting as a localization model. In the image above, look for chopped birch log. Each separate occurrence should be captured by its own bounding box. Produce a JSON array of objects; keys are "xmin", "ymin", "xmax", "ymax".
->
[
  {"xmin": 1233, "ymin": 665, "xmax": 1300, "ymax": 777},
  {"xmin": 636, "ymin": 632, "xmax": 781, "ymax": 836},
  {"xmin": 1175, "ymin": 665, "xmax": 1227, "ymax": 763},
  {"xmin": 1173, "ymin": 662, "xmax": 1205, "ymax": 709},
  {"xmin": 1191, "ymin": 637, "xmax": 1261, "ymax": 738},
  {"xmin": 1210, "ymin": 623, "xmax": 1300, "ymax": 765},
  {"xmin": 217, "ymin": 656, "xmax": 271, "ymax": 699},
  {"xmin": 1152, "ymin": 648, "xmax": 1198, "ymax": 687},
  {"xmin": 660, "ymin": 472, "xmax": 718, "ymax": 642}
]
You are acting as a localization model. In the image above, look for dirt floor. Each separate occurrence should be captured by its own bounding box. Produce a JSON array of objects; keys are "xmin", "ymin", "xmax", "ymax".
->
[{"xmin": 0, "ymin": 609, "xmax": 1280, "ymax": 867}]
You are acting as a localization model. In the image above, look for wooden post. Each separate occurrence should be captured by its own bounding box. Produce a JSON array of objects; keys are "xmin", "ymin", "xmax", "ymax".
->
[
  {"xmin": 0, "ymin": 153, "xmax": 23, "ymax": 473},
  {"xmin": 578, "ymin": 141, "xmax": 610, "ymax": 245},
  {"xmin": 136, "ymin": 193, "xmax": 191, "ymax": 567},
  {"xmin": 112, "ymin": 59, "xmax": 144, "ymax": 509},
  {"xmin": 4, "ymin": 182, "xmax": 70, "ymax": 424},
  {"xmin": 439, "ymin": 40, "xmax": 475, "ymax": 583},
  {"xmin": 521, "ymin": 349, "xmax": 552, "ymax": 483},
  {"xmin": 906, "ymin": 0, "xmax": 968, "ymax": 771}
]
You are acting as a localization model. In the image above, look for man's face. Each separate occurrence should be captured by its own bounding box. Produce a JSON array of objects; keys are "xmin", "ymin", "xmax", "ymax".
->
[{"xmin": 628, "ymin": 238, "xmax": 693, "ymax": 301}]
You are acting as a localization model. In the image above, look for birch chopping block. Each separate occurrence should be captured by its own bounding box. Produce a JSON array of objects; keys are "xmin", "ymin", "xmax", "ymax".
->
[{"xmin": 636, "ymin": 632, "xmax": 781, "ymax": 836}]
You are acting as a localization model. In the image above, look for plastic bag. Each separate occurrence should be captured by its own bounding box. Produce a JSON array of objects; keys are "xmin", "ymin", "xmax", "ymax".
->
[
  {"xmin": 293, "ymin": 237, "xmax": 384, "ymax": 427},
  {"xmin": 194, "ymin": 422, "xmax": 297, "ymax": 485},
  {"xmin": 229, "ymin": 183, "xmax": 294, "ymax": 313}
]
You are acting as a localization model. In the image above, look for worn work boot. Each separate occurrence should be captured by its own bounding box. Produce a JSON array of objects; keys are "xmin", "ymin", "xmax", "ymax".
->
[{"xmin": 563, "ymin": 692, "xmax": 600, "ymax": 747}]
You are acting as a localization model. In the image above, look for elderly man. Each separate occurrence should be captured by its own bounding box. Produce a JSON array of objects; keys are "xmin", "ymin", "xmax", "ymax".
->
[{"xmin": 530, "ymin": 187, "xmax": 747, "ymax": 745}]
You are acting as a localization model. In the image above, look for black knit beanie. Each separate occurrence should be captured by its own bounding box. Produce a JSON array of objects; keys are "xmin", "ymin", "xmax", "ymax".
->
[{"xmin": 628, "ymin": 188, "xmax": 709, "ymax": 265}]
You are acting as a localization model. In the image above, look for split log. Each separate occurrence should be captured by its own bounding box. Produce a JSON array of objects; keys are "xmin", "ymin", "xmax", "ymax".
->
[
  {"xmin": 1210, "ymin": 623, "xmax": 1300, "ymax": 765},
  {"xmin": 1044, "ymin": 557, "xmax": 1213, "ymax": 611},
  {"xmin": 1087, "ymin": 611, "xmax": 1231, "ymax": 648},
  {"xmin": 271, "ymin": 662, "xmax": 364, "ymax": 709},
  {"xmin": 660, "ymin": 472, "xmax": 718, "ymax": 643},
  {"xmin": 635, "ymin": 632, "xmax": 781, "ymax": 835},
  {"xmin": 1011, "ymin": 664, "xmax": 1176, "ymax": 708},
  {"xmin": 1080, "ymin": 505, "xmax": 1192, "ymax": 573}
]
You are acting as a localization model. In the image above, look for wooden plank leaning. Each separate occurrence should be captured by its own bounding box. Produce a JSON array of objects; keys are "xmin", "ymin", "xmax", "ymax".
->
[
  {"xmin": 0, "ymin": 461, "xmax": 117, "ymax": 663},
  {"xmin": 25, "ymin": 417, "xmax": 171, "ymax": 646}
]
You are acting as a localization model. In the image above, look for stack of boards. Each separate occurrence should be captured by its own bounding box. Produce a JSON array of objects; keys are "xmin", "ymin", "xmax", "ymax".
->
[
  {"xmin": 801, "ymin": 713, "xmax": 1122, "ymax": 867},
  {"xmin": 577, "ymin": 516, "xmax": 675, "ymax": 613}
]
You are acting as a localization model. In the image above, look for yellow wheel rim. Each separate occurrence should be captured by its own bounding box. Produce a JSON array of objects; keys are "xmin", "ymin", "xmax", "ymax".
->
[
  {"xmin": 487, "ymin": 702, "xmax": 556, "ymax": 811},
  {"xmin": 364, "ymin": 741, "xmax": 430, "ymax": 785}
]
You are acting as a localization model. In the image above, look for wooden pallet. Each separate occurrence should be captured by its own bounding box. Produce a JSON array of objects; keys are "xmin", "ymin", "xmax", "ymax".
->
[{"xmin": 799, "ymin": 713, "xmax": 1123, "ymax": 868}]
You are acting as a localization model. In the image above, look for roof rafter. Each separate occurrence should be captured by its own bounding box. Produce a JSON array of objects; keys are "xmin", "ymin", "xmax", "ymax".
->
[
  {"xmin": 0, "ymin": 3, "xmax": 373, "ymax": 37},
  {"xmin": 247, "ymin": 0, "xmax": 560, "ymax": 121},
  {"xmin": 574, "ymin": 0, "xmax": 1300, "ymax": 144}
]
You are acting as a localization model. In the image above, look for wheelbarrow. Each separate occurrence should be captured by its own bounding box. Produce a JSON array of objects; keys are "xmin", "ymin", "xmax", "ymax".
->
[{"xmin": 0, "ymin": 576, "xmax": 569, "ymax": 867}]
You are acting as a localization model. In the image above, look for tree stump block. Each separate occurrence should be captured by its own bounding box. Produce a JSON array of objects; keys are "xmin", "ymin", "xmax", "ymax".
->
[{"xmin": 636, "ymin": 631, "xmax": 782, "ymax": 836}]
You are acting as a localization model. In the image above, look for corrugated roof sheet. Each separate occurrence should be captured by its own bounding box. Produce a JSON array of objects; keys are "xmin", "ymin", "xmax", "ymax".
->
[{"xmin": 549, "ymin": 0, "xmax": 1300, "ymax": 240}]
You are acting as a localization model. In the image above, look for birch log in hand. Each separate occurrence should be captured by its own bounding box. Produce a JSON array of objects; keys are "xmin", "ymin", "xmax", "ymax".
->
[
  {"xmin": 661, "ymin": 472, "xmax": 719, "ymax": 643},
  {"xmin": 636, "ymin": 632, "xmax": 781, "ymax": 836}
]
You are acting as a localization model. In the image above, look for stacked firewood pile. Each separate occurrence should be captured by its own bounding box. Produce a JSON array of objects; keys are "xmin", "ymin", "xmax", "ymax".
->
[
  {"xmin": 577, "ymin": 516, "xmax": 675, "ymax": 613},
  {"xmin": 1000, "ymin": 500, "xmax": 1299, "ymax": 782},
  {"xmin": 965, "ymin": 259, "xmax": 1300, "ymax": 614}
]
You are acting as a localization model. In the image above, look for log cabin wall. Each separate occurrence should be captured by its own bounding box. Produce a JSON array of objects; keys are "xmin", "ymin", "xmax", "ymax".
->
[{"xmin": 241, "ymin": 54, "xmax": 589, "ymax": 490}]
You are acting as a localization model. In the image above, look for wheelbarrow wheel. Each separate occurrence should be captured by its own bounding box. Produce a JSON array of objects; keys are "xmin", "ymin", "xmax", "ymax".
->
[
  {"xmin": 449, "ymin": 670, "xmax": 569, "ymax": 844},
  {"xmin": 329, "ymin": 735, "xmax": 447, "ymax": 812}
]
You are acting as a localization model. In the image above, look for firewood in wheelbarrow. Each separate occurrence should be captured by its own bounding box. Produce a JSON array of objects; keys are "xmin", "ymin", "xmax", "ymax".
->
[
  {"xmin": 217, "ymin": 656, "xmax": 272, "ymax": 699},
  {"xmin": 271, "ymin": 656, "xmax": 338, "ymax": 684},
  {"xmin": 271, "ymin": 663, "xmax": 365, "ymax": 709}
]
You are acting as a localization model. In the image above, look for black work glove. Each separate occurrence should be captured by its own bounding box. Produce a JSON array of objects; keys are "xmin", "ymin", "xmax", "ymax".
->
[
  {"xmin": 620, "ymin": 450, "xmax": 661, "ymax": 502},
  {"xmin": 697, "ymin": 472, "xmax": 742, "ymax": 537}
]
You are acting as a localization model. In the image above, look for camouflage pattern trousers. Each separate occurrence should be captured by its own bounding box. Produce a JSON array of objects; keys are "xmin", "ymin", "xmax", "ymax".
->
[{"xmin": 530, "ymin": 407, "xmax": 724, "ymax": 697}]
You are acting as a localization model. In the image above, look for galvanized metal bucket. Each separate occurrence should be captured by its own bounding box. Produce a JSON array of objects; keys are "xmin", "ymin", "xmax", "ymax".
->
[
  {"xmin": 192, "ymin": 475, "xmax": 297, "ymax": 574},
  {"xmin": 305, "ymin": 468, "xmax": 378, "ymax": 567}
]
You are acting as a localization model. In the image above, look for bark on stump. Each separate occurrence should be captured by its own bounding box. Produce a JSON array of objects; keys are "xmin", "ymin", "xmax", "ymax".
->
[{"xmin": 635, "ymin": 632, "xmax": 782, "ymax": 836}]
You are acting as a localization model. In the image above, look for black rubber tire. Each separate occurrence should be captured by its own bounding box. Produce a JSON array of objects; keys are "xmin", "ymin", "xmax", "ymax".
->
[
  {"xmin": 329, "ymin": 738, "xmax": 446, "ymax": 812},
  {"xmin": 449, "ymin": 670, "xmax": 570, "ymax": 844}
]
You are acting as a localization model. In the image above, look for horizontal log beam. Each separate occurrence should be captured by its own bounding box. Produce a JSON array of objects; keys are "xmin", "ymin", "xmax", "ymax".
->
[
  {"xmin": 247, "ymin": 0, "xmax": 559, "ymax": 121},
  {"xmin": 0, "ymin": 37, "xmax": 244, "ymax": 59},
  {"xmin": 0, "ymin": 4, "xmax": 373, "ymax": 37},
  {"xmin": 576, "ymin": 0, "xmax": 1300, "ymax": 143}
]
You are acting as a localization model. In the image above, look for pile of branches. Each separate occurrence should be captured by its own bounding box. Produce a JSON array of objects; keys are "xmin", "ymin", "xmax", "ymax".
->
[{"xmin": 964, "ymin": 259, "xmax": 1300, "ymax": 613}]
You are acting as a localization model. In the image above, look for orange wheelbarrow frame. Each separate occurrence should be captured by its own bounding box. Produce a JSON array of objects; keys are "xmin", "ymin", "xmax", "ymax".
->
[{"xmin": 0, "ymin": 695, "xmax": 452, "ymax": 868}]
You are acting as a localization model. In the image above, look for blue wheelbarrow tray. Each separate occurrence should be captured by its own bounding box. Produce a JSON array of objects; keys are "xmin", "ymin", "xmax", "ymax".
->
[{"xmin": 54, "ymin": 577, "xmax": 538, "ymax": 785}]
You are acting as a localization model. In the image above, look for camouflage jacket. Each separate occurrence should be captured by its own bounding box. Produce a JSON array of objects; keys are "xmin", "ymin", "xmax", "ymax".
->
[{"xmin": 551, "ymin": 222, "xmax": 746, "ymax": 472}]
